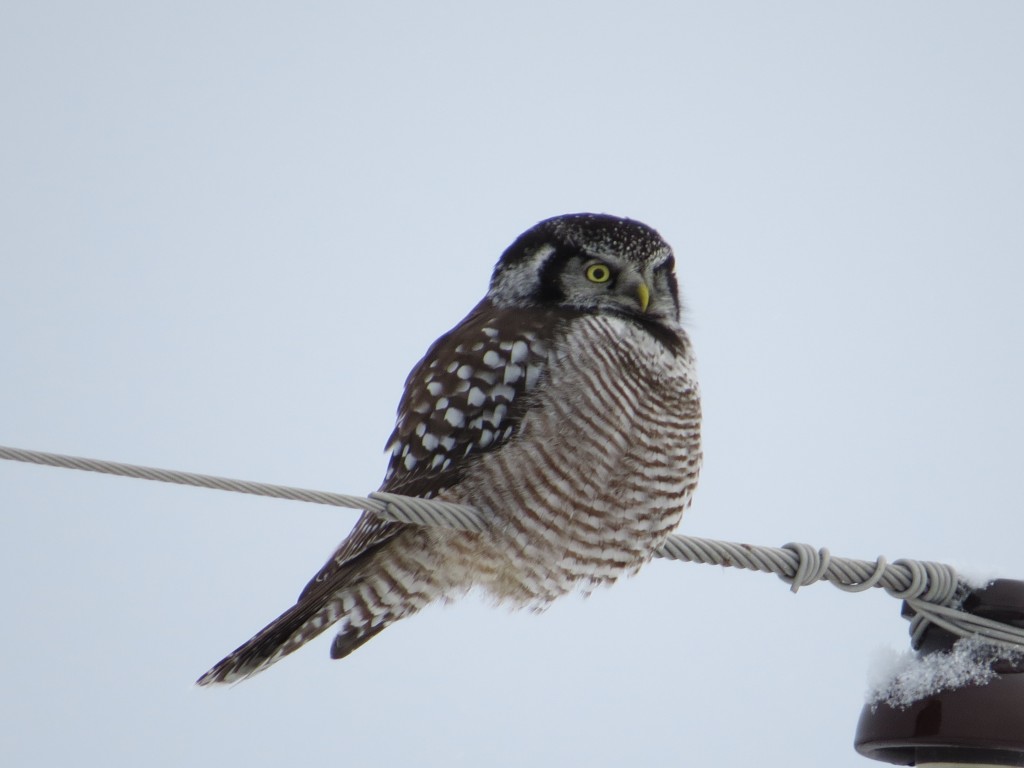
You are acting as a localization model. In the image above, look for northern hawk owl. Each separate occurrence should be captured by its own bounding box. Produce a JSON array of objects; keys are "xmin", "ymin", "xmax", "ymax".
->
[{"xmin": 198, "ymin": 213, "xmax": 702, "ymax": 684}]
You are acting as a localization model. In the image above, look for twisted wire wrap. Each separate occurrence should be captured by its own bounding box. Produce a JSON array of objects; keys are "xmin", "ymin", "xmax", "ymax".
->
[
  {"xmin": 0, "ymin": 445, "xmax": 489, "ymax": 530},
  {"xmin": 3, "ymin": 444, "xmax": 1023, "ymax": 651}
]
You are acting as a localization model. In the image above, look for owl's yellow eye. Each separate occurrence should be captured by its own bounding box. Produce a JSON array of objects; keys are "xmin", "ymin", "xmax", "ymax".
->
[{"xmin": 585, "ymin": 263, "xmax": 612, "ymax": 283}]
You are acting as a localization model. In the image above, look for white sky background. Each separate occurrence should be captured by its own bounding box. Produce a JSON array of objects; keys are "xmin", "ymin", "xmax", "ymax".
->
[{"xmin": 2, "ymin": 2, "xmax": 1023, "ymax": 766}]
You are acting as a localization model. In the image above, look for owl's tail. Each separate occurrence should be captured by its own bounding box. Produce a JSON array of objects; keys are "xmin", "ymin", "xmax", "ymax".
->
[
  {"xmin": 196, "ymin": 521, "xmax": 421, "ymax": 685},
  {"xmin": 194, "ymin": 586, "xmax": 385, "ymax": 685},
  {"xmin": 195, "ymin": 577, "xmax": 394, "ymax": 685},
  {"xmin": 197, "ymin": 517, "xmax": 455, "ymax": 685}
]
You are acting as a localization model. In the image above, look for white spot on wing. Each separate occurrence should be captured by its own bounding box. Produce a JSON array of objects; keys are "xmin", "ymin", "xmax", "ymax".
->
[
  {"xmin": 492, "ymin": 384, "xmax": 516, "ymax": 401},
  {"xmin": 444, "ymin": 407, "xmax": 465, "ymax": 427},
  {"xmin": 482, "ymin": 350, "xmax": 504, "ymax": 368},
  {"xmin": 475, "ymin": 369, "xmax": 499, "ymax": 385},
  {"xmin": 509, "ymin": 340, "xmax": 529, "ymax": 363},
  {"xmin": 492, "ymin": 403, "xmax": 508, "ymax": 426}
]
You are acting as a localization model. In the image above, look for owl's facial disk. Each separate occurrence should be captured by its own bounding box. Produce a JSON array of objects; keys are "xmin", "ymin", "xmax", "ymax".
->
[
  {"xmin": 552, "ymin": 254, "xmax": 664, "ymax": 318},
  {"xmin": 488, "ymin": 213, "xmax": 683, "ymax": 326}
]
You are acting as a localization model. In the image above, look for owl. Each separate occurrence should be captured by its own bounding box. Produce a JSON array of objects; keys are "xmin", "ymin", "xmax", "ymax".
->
[{"xmin": 197, "ymin": 213, "xmax": 701, "ymax": 684}]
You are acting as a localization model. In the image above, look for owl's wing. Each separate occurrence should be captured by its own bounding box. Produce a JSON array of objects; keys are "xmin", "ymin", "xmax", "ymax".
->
[{"xmin": 298, "ymin": 300, "xmax": 562, "ymax": 600}]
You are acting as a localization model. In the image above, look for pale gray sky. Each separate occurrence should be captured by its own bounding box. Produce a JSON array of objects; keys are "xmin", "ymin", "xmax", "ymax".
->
[{"xmin": 2, "ymin": 3, "xmax": 1023, "ymax": 766}]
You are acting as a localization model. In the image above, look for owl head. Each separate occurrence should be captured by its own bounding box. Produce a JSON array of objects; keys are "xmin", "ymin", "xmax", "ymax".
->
[{"xmin": 487, "ymin": 213, "xmax": 682, "ymax": 326}]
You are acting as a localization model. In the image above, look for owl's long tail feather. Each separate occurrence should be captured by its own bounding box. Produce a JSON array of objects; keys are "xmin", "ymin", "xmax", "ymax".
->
[
  {"xmin": 196, "ymin": 526, "xmax": 408, "ymax": 685},
  {"xmin": 196, "ymin": 575, "xmax": 397, "ymax": 686},
  {"xmin": 196, "ymin": 588, "xmax": 356, "ymax": 685}
]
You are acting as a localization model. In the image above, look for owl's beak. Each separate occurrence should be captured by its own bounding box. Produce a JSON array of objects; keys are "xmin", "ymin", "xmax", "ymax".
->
[{"xmin": 637, "ymin": 282, "xmax": 651, "ymax": 313}]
